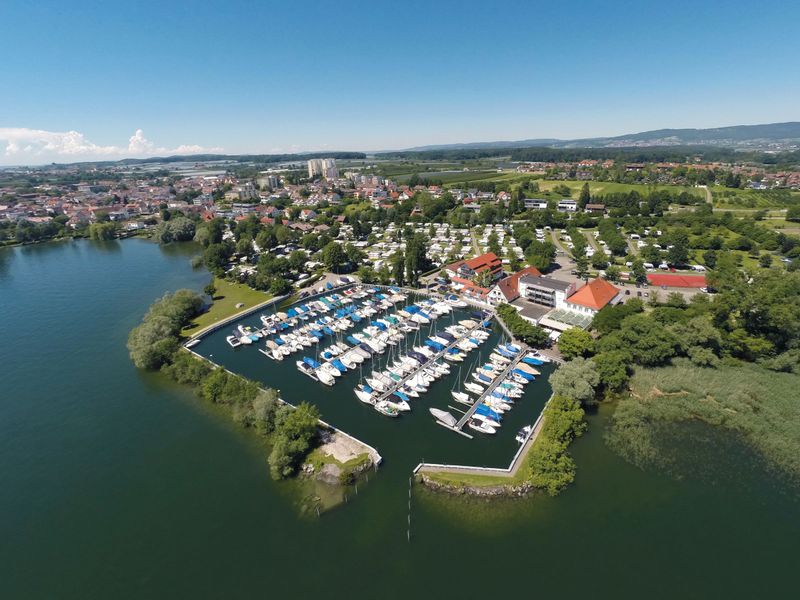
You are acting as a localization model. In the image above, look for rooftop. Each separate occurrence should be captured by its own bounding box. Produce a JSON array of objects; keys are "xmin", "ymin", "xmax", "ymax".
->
[
  {"xmin": 519, "ymin": 275, "xmax": 572, "ymax": 292},
  {"xmin": 566, "ymin": 278, "xmax": 620, "ymax": 310}
]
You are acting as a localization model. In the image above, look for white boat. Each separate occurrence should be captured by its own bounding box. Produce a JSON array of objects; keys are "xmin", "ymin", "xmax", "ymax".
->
[
  {"xmin": 374, "ymin": 401, "xmax": 400, "ymax": 418},
  {"xmin": 516, "ymin": 425, "xmax": 533, "ymax": 444},
  {"xmin": 465, "ymin": 382, "xmax": 484, "ymax": 394},
  {"xmin": 429, "ymin": 408, "xmax": 457, "ymax": 427},
  {"xmin": 473, "ymin": 412, "xmax": 501, "ymax": 429},
  {"xmin": 468, "ymin": 418, "xmax": 496, "ymax": 434},
  {"xmin": 295, "ymin": 360, "xmax": 319, "ymax": 381},
  {"xmin": 354, "ymin": 384, "xmax": 376, "ymax": 404},
  {"xmin": 451, "ymin": 391, "xmax": 472, "ymax": 405}
]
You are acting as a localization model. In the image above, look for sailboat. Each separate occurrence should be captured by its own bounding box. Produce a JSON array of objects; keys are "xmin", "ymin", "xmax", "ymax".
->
[{"xmin": 450, "ymin": 366, "xmax": 471, "ymax": 405}]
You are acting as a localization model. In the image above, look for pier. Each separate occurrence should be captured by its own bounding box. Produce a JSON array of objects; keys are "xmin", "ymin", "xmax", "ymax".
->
[
  {"xmin": 371, "ymin": 320, "xmax": 486, "ymax": 404},
  {"xmin": 454, "ymin": 344, "xmax": 528, "ymax": 430}
]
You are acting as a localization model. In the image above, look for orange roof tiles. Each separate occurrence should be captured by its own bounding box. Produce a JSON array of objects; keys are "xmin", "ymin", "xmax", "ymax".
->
[{"xmin": 567, "ymin": 278, "xmax": 620, "ymax": 310}]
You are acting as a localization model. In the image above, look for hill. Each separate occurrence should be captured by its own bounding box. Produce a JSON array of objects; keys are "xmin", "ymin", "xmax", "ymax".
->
[{"xmin": 401, "ymin": 122, "xmax": 800, "ymax": 152}]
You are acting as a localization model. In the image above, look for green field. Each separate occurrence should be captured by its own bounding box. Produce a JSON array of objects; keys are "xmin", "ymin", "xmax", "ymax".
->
[
  {"xmin": 710, "ymin": 186, "xmax": 800, "ymax": 209},
  {"xmin": 183, "ymin": 277, "xmax": 272, "ymax": 334},
  {"xmin": 419, "ymin": 467, "xmax": 529, "ymax": 488},
  {"xmin": 531, "ymin": 179, "xmax": 703, "ymax": 199}
]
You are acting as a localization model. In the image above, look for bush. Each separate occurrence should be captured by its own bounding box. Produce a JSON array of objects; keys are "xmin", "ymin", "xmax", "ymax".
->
[
  {"xmin": 528, "ymin": 396, "xmax": 587, "ymax": 495},
  {"xmin": 268, "ymin": 402, "xmax": 320, "ymax": 479},
  {"xmin": 549, "ymin": 357, "xmax": 600, "ymax": 403},
  {"xmin": 127, "ymin": 289, "xmax": 203, "ymax": 370},
  {"xmin": 496, "ymin": 303, "xmax": 549, "ymax": 346}
]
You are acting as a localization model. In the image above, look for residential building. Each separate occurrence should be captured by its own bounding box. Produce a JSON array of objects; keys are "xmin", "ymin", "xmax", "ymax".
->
[
  {"xmin": 564, "ymin": 278, "xmax": 620, "ymax": 315},
  {"xmin": 524, "ymin": 198, "xmax": 549, "ymax": 210},
  {"xmin": 445, "ymin": 252, "xmax": 503, "ymax": 282},
  {"xmin": 517, "ymin": 275, "xmax": 576, "ymax": 308},
  {"xmin": 584, "ymin": 203, "xmax": 605, "ymax": 214},
  {"xmin": 308, "ymin": 158, "xmax": 338, "ymax": 179},
  {"xmin": 557, "ymin": 199, "xmax": 578, "ymax": 212},
  {"xmin": 486, "ymin": 265, "xmax": 543, "ymax": 305}
]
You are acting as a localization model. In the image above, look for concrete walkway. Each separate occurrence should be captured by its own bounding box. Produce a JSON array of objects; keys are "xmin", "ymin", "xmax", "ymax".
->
[{"xmin": 416, "ymin": 395, "xmax": 550, "ymax": 479}]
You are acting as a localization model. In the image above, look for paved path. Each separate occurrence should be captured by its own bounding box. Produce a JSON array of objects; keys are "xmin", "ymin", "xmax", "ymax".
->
[
  {"xmin": 470, "ymin": 230, "xmax": 482, "ymax": 257},
  {"xmin": 582, "ymin": 230, "xmax": 600, "ymax": 251}
]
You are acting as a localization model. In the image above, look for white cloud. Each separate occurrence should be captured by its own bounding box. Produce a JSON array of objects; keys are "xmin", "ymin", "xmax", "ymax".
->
[{"xmin": 0, "ymin": 127, "xmax": 222, "ymax": 163}]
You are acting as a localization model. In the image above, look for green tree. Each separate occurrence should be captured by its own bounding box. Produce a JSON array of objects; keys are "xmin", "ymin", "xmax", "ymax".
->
[
  {"xmin": 88, "ymin": 222, "xmax": 118, "ymax": 240},
  {"xmin": 268, "ymin": 403, "xmax": 320, "ymax": 479},
  {"xmin": 391, "ymin": 251, "xmax": 405, "ymax": 286},
  {"xmin": 558, "ymin": 327, "xmax": 595, "ymax": 359},
  {"xmin": 591, "ymin": 350, "xmax": 630, "ymax": 391},
  {"xmin": 525, "ymin": 240, "xmax": 556, "ymax": 271},
  {"xmin": 204, "ymin": 282, "xmax": 216, "ymax": 298},
  {"xmin": 321, "ymin": 241, "xmax": 346, "ymax": 273},
  {"xmin": 578, "ymin": 183, "xmax": 590, "ymax": 209},
  {"xmin": 548, "ymin": 357, "xmax": 600, "ymax": 403}
]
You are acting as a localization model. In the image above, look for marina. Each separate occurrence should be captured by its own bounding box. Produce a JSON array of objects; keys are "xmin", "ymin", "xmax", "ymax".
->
[{"xmin": 191, "ymin": 282, "xmax": 554, "ymax": 465}]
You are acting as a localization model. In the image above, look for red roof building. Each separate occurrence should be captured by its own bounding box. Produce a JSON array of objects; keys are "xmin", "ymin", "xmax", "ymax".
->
[
  {"xmin": 487, "ymin": 265, "xmax": 543, "ymax": 305},
  {"xmin": 446, "ymin": 252, "xmax": 503, "ymax": 282},
  {"xmin": 565, "ymin": 278, "xmax": 620, "ymax": 313}
]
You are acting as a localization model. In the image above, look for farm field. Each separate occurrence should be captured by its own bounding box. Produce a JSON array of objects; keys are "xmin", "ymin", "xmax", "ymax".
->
[{"xmin": 709, "ymin": 185, "xmax": 800, "ymax": 209}]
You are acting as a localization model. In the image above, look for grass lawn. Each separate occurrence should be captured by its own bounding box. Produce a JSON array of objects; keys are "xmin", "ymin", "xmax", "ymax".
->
[
  {"xmin": 533, "ymin": 179, "xmax": 702, "ymax": 199},
  {"xmin": 709, "ymin": 185, "xmax": 800, "ymax": 209},
  {"xmin": 421, "ymin": 466, "xmax": 530, "ymax": 488},
  {"xmin": 183, "ymin": 277, "xmax": 271, "ymax": 335}
]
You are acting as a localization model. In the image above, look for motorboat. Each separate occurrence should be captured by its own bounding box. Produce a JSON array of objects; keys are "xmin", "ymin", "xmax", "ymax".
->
[
  {"xmin": 295, "ymin": 360, "xmax": 319, "ymax": 381},
  {"xmin": 355, "ymin": 384, "xmax": 376, "ymax": 404},
  {"xmin": 468, "ymin": 418, "xmax": 496, "ymax": 434},
  {"xmin": 516, "ymin": 425, "xmax": 533, "ymax": 444},
  {"xmin": 374, "ymin": 401, "xmax": 400, "ymax": 418},
  {"xmin": 429, "ymin": 408, "xmax": 457, "ymax": 427}
]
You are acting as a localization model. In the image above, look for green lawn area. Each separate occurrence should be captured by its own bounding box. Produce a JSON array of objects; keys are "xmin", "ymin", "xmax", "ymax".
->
[
  {"xmin": 709, "ymin": 185, "xmax": 800, "ymax": 209},
  {"xmin": 420, "ymin": 466, "xmax": 529, "ymax": 488},
  {"xmin": 183, "ymin": 277, "xmax": 271, "ymax": 335},
  {"xmin": 533, "ymin": 179, "xmax": 702, "ymax": 199}
]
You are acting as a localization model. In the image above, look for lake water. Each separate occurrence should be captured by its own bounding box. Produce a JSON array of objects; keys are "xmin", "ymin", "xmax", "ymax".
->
[{"xmin": 1, "ymin": 239, "xmax": 797, "ymax": 599}]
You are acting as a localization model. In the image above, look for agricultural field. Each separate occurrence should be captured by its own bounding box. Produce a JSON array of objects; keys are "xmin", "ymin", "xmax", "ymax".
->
[
  {"xmin": 710, "ymin": 186, "xmax": 800, "ymax": 209},
  {"xmin": 532, "ymin": 179, "xmax": 703, "ymax": 199}
]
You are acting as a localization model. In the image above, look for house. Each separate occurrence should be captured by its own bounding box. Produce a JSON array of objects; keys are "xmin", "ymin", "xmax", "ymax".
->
[
  {"xmin": 557, "ymin": 199, "xmax": 578, "ymax": 212},
  {"xmin": 524, "ymin": 198, "xmax": 549, "ymax": 210},
  {"xmin": 564, "ymin": 278, "xmax": 620, "ymax": 315},
  {"xmin": 450, "ymin": 277, "xmax": 490, "ymax": 303},
  {"xmin": 486, "ymin": 266, "xmax": 543, "ymax": 305},
  {"xmin": 299, "ymin": 209, "xmax": 317, "ymax": 221},
  {"xmin": 444, "ymin": 252, "xmax": 503, "ymax": 282},
  {"xmin": 584, "ymin": 203, "xmax": 605, "ymax": 214},
  {"xmin": 518, "ymin": 275, "xmax": 576, "ymax": 308}
]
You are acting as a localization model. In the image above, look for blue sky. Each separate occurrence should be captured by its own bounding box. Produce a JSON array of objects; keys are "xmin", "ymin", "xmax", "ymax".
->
[{"xmin": 1, "ymin": 0, "xmax": 798, "ymax": 163}]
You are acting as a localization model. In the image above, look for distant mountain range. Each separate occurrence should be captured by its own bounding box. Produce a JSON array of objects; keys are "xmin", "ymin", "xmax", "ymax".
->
[{"xmin": 399, "ymin": 122, "xmax": 800, "ymax": 152}]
